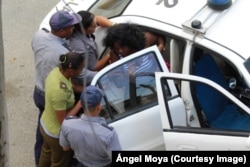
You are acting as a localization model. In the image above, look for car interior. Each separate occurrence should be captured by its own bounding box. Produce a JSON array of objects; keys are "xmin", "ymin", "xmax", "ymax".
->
[
  {"xmin": 193, "ymin": 51, "xmax": 250, "ymax": 131},
  {"xmin": 97, "ymin": 25, "xmax": 187, "ymax": 120}
]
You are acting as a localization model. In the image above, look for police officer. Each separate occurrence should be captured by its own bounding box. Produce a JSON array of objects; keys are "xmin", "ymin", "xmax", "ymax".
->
[
  {"xmin": 39, "ymin": 52, "xmax": 84, "ymax": 167},
  {"xmin": 31, "ymin": 10, "xmax": 82, "ymax": 166},
  {"xmin": 59, "ymin": 86, "xmax": 121, "ymax": 167}
]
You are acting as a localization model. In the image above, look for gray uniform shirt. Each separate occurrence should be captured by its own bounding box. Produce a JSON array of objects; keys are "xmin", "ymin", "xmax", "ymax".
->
[
  {"xmin": 31, "ymin": 30, "xmax": 69, "ymax": 91},
  {"xmin": 59, "ymin": 115, "xmax": 121, "ymax": 166},
  {"xmin": 69, "ymin": 31, "xmax": 98, "ymax": 71},
  {"xmin": 32, "ymin": 30, "xmax": 96, "ymax": 89}
]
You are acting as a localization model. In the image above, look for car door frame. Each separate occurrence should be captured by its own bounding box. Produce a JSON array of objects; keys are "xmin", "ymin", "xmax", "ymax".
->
[
  {"xmin": 156, "ymin": 72, "xmax": 250, "ymax": 150},
  {"xmin": 90, "ymin": 46, "xmax": 186, "ymax": 150}
]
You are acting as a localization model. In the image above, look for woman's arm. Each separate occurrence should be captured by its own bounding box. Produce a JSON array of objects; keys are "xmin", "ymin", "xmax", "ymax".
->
[
  {"xmin": 95, "ymin": 53, "xmax": 110, "ymax": 71},
  {"xmin": 55, "ymin": 100, "xmax": 82, "ymax": 125},
  {"xmin": 95, "ymin": 15, "xmax": 114, "ymax": 27}
]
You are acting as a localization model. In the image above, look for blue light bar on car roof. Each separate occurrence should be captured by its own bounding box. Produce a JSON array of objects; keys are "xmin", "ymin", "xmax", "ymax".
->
[{"xmin": 207, "ymin": 0, "xmax": 232, "ymax": 10}]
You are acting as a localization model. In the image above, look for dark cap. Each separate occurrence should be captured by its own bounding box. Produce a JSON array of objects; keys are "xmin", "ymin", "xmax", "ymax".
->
[
  {"xmin": 80, "ymin": 86, "xmax": 104, "ymax": 107},
  {"xmin": 49, "ymin": 10, "xmax": 82, "ymax": 30}
]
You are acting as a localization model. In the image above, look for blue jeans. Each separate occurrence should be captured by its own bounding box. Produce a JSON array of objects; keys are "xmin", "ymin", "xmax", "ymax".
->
[{"xmin": 33, "ymin": 87, "xmax": 45, "ymax": 165}]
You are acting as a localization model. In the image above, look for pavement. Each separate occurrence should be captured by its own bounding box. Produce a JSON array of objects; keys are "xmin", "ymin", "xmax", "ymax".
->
[{"xmin": 2, "ymin": 0, "xmax": 57, "ymax": 166}]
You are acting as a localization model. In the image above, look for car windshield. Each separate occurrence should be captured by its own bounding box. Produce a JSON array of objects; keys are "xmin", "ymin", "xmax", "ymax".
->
[{"xmin": 89, "ymin": 0, "xmax": 131, "ymax": 18}]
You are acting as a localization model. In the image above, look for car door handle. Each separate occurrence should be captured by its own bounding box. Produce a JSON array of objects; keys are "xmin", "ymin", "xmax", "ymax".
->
[{"xmin": 177, "ymin": 145, "xmax": 198, "ymax": 150}]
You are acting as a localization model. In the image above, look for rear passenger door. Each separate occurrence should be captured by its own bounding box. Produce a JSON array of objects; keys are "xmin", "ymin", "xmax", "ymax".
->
[
  {"xmin": 91, "ymin": 46, "xmax": 184, "ymax": 150},
  {"xmin": 156, "ymin": 72, "xmax": 250, "ymax": 150}
]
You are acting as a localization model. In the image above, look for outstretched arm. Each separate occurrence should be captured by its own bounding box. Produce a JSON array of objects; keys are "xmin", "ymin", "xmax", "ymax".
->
[{"xmin": 96, "ymin": 15, "xmax": 114, "ymax": 27}]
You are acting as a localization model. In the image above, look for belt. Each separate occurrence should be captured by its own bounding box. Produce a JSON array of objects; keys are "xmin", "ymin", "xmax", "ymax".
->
[{"xmin": 35, "ymin": 86, "xmax": 45, "ymax": 96}]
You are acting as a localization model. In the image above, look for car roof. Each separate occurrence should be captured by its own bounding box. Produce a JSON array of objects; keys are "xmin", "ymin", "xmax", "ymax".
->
[
  {"xmin": 122, "ymin": 0, "xmax": 207, "ymax": 29},
  {"xmin": 40, "ymin": 0, "xmax": 249, "ymax": 59},
  {"xmin": 122, "ymin": 0, "xmax": 249, "ymax": 59},
  {"xmin": 205, "ymin": 0, "xmax": 250, "ymax": 59}
]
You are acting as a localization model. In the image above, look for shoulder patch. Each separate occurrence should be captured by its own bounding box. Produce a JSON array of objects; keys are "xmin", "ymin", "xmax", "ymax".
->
[
  {"xmin": 101, "ymin": 123, "xmax": 114, "ymax": 131},
  {"xmin": 60, "ymin": 82, "xmax": 68, "ymax": 90},
  {"xmin": 65, "ymin": 116, "xmax": 79, "ymax": 120}
]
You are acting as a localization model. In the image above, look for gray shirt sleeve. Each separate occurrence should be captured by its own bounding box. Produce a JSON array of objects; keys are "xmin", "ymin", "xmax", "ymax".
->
[
  {"xmin": 59, "ymin": 124, "xmax": 70, "ymax": 148},
  {"xmin": 108, "ymin": 130, "xmax": 122, "ymax": 151}
]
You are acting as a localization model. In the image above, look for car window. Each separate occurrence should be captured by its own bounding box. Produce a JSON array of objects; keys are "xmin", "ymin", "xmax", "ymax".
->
[
  {"xmin": 89, "ymin": 0, "xmax": 131, "ymax": 18},
  {"xmin": 136, "ymin": 26, "xmax": 186, "ymax": 74},
  {"xmin": 97, "ymin": 51, "xmax": 166, "ymax": 121},
  {"xmin": 161, "ymin": 76, "xmax": 250, "ymax": 133},
  {"xmin": 192, "ymin": 47, "xmax": 250, "ymax": 107}
]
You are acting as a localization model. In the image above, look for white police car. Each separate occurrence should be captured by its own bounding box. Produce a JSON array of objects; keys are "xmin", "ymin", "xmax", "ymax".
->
[{"xmin": 40, "ymin": 0, "xmax": 250, "ymax": 150}]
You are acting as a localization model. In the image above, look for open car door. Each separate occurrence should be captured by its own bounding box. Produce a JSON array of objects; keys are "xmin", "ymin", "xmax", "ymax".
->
[
  {"xmin": 90, "ymin": 46, "xmax": 185, "ymax": 150},
  {"xmin": 156, "ymin": 72, "xmax": 250, "ymax": 150}
]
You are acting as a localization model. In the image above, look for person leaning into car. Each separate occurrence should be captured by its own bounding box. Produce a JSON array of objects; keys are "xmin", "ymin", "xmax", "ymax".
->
[
  {"xmin": 31, "ymin": 10, "xmax": 81, "ymax": 166},
  {"xmin": 39, "ymin": 52, "xmax": 84, "ymax": 167},
  {"xmin": 69, "ymin": 10, "xmax": 114, "ymax": 72}
]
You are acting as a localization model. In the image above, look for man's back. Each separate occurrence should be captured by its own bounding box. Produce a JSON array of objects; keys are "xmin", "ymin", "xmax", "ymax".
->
[
  {"xmin": 60, "ymin": 114, "xmax": 121, "ymax": 166},
  {"xmin": 32, "ymin": 29, "xmax": 69, "ymax": 91}
]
